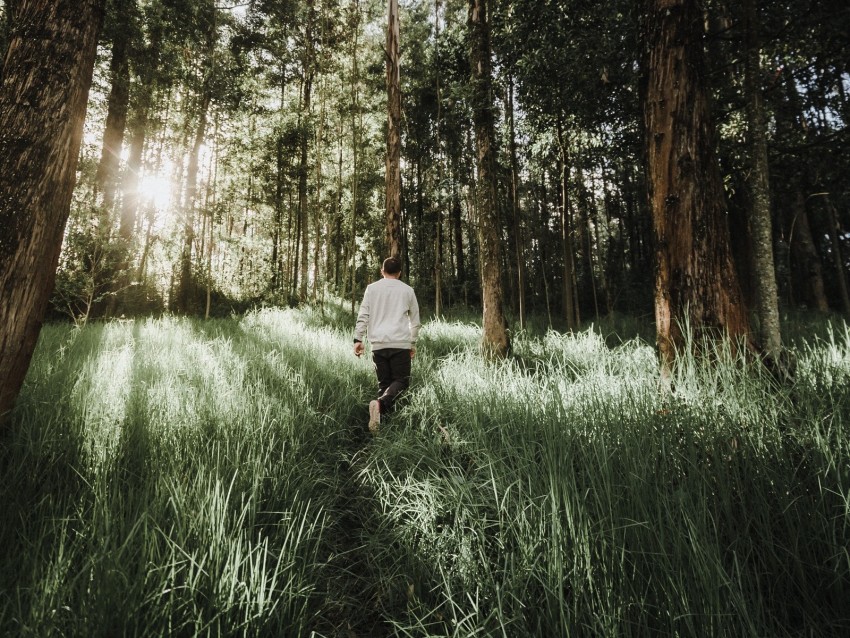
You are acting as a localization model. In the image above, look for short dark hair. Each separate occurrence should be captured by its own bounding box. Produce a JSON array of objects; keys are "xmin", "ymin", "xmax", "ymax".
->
[{"xmin": 382, "ymin": 257, "xmax": 402, "ymax": 275}]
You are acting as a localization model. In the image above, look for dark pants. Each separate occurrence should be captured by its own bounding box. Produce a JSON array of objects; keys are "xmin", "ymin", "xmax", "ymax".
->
[{"xmin": 372, "ymin": 348, "xmax": 411, "ymax": 414}]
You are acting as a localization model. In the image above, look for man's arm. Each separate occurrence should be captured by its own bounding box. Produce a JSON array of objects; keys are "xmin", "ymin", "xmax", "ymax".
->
[
  {"xmin": 353, "ymin": 287, "xmax": 370, "ymax": 356},
  {"xmin": 409, "ymin": 289, "xmax": 421, "ymax": 357}
]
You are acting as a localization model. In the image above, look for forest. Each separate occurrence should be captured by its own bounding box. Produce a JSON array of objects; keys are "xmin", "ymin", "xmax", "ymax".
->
[
  {"xmin": 1, "ymin": 0, "xmax": 846, "ymax": 337},
  {"xmin": 0, "ymin": 0, "xmax": 849, "ymax": 635}
]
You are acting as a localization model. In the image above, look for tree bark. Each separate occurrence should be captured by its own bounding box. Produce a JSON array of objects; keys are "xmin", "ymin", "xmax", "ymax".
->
[
  {"xmin": 556, "ymin": 122, "xmax": 578, "ymax": 330},
  {"xmin": 0, "ymin": 0, "xmax": 104, "ymax": 421},
  {"xmin": 786, "ymin": 188, "xmax": 828, "ymax": 311},
  {"xmin": 743, "ymin": 0, "xmax": 782, "ymax": 361},
  {"xmin": 469, "ymin": 0, "xmax": 509, "ymax": 358},
  {"xmin": 95, "ymin": 0, "xmax": 132, "ymax": 214},
  {"xmin": 119, "ymin": 20, "xmax": 162, "ymax": 243},
  {"xmin": 298, "ymin": 0, "xmax": 315, "ymax": 303},
  {"xmin": 643, "ymin": 0, "xmax": 749, "ymax": 370},
  {"xmin": 824, "ymin": 195, "xmax": 850, "ymax": 316},
  {"xmin": 451, "ymin": 188, "xmax": 465, "ymax": 286},
  {"xmin": 385, "ymin": 0, "xmax": 402, "ymax": 259},
  {"xmin": 507, "ymin": 74, "xmax": 525, "ymax": 330},
  {"xmin": 177, "ymin": 90, "xmax": 211, "ymax": 313}
]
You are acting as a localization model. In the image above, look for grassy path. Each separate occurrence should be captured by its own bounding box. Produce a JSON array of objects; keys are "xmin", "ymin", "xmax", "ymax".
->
[{"xmin": 1, "ymin": 306, "xmax": 849, "ymax": 636}]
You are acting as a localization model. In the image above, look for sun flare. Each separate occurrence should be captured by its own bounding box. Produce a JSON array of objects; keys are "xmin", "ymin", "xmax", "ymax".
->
[{"xmin": 138, "ymin": 173, "xmax": 174, "ymax": 211}]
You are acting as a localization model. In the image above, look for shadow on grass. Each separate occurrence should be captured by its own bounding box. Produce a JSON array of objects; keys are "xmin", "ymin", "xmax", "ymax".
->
[{"xmin": 187, "ymin": 316, "xmax": 452, "ymax": 636}]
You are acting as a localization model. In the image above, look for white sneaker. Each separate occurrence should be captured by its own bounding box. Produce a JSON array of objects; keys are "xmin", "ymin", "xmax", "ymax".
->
[{"xmin": 368, "ymin": 400, "xmax": 381, "ymax": 434}]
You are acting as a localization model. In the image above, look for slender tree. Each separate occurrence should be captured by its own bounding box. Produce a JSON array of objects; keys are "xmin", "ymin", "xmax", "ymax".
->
[
  {"xmin": 297, "ymin": 0, "xmax": 316, "ymax": 303},
  {"xmin": 95, "ymin": 0, "xmax": 135, "ymax": 213},
  {"xmin": 469, "ymin": 0, "xmax": 509, "ymax": 357},
  {"xmin": 643, "ymin": 0, "xmax": 749, "ymax": 370},
  {"xmin": 743, "ymin": 0, "xmax": 782, "ymax": 362},
  {"xmin": 0, "ymin": 0, "xmax": 105, "ymax": 421},
  {"xmin": 385, "ymin": 0, "xmax": 402, "ymax": 258},
  {"xmin": 177, "ymin": 4, "xmax": 217, "ymax": 313}
]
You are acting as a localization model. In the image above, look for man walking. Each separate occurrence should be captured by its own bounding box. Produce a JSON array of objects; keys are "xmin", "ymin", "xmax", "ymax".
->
[{"xmin": 354, "ymin": 257, "xmax": 420, "ymax": 434}]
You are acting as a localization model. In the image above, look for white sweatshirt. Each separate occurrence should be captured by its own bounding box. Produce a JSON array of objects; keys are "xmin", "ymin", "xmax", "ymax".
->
[{"xmin": 354, "ymin": 277, "xmax": 420, "ymax": 350}]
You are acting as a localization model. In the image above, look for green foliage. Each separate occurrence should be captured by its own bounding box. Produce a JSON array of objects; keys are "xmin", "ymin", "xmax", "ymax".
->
[
  {"xmin": 2, "ymin": 308, "xmax": 849, "ymax": 635},
  {"xmin": 52, "ymin": 208, "xmax": 130, "ymax": 325}
]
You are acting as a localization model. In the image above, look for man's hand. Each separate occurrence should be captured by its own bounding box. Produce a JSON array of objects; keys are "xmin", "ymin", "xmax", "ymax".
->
[
  {"xmin": 410, "ymin": 346, "xmax": 416, "ymax": 359},
  {"xmin": 354, "ymin": 342, "xmax": 365, "ymax": 357}
]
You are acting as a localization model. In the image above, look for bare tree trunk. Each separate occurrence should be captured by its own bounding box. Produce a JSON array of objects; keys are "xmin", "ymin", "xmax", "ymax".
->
[
  {"xmin": 205, "ymin": 116, "xmax": 219, "ymax": 320},
  {"xmin": 120, "ymin": 106, "xmax": 148, "ymax": 242},
  {"xmin": 433, "ymin": 0, "xmax": 443, "ymax": 315},
  {"xmin": 452, "ymin": 188, "xmax": 465, "ymax": 286},
  {"xmin": 95, "ymin": 3, "xmax": 132, "ymax": 214},
  {"xmin": 349, "ymin": 0, "xmax": 360, "ymax": 314},
  {"xmin": 177, "ymin": 90, "xmax": 211, "ymax": 313},
  {"xmin": 556, "ymin": 122, "xmax": 578, "ymax": 330},
  {"xmin": 788, "ymin": 184, "xmax": 829, "ymax": 312},
  {"xmin": 385, "ymin": 0, "xmax": 402, "ymax": 258},
  {"xmin": 313, "ymin": 75, "xmax": 326, "ymax": 303},
  {"xmin": 272, "ymin": 134, "xmax": 284, "ymax": 293},
  {"xmin": 643, "ymin": 0, "xmax": 749, "ymax": 370},
  {"xmin": 298, "ymin": 0, "xmax": 315, "ymax": 303},
  {"xmin": 507, "ymin": 74, "xmax": 525, "ymax": 330},
  {"xmin": 469, "ymin": 0, "xmax": 509, "ymax": 358},
  {"xmin": 0, "ymin": 0, "xmax": 104, "ymax": 421},
  {"xmin": 743, "ymin": 0, "xmax": 782, "ymax": 361},
  {"xmin": 824, "ymin": 195, "xmax": 850, "ymax": 316}
]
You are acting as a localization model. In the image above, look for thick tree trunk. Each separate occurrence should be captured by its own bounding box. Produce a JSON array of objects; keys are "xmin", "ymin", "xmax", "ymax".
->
[
  {"xmin": 385, "ymin": 0, "xmax": 402, "ymax": 259},
  {"xmin": 469, "ymin": 0, "xmax": 509, "ymax": 358},
  {"xmin": 643, "ymin": 0, "xmax": 749, "ymax": 369},
  {"xmin": 0, "ymin": 0, "xmax": 104, "ymax": 421},
  {"xmin": 787, "ymin": 188, "xmax": 828, "ymax": 311},
  {"xmin": 743, "ymin": 0, "xmax": 782, "ymax": 361}
]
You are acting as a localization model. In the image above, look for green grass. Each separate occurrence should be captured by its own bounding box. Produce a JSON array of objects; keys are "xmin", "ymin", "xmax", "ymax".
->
[{"xmin": 1, "ymin": 302, "xmax": 849, "ymax": 636}]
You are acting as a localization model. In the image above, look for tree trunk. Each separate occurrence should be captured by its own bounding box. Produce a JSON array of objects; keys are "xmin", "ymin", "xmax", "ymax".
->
[
  {"xmin": 507, "ymin": 74, "xmax": 525, "ymax": 330},
  {"xmin": 95, "ymin": 0, "xmax": 132, "ymax": 214},
  {"xmin": 349, "ymin": 0, "xmax": 361, "ymax": 314},
  {"xmin": 297, "ymin": 75, "xmax": 312, "ymax": 302},
  {"xmin": 556, "ymin": 122, "xmax": 578, "ymax": 330},
  {"xmin": 119, "ymin": 23, "xmax": 162, "ymax": 243},
  {"xmin": 433, "ymin": 0, "xmax": 443, "ymax": 315},
  {"xmin": 743, "ymin": 0, "xmax": 782, "ymax": 361},
  {"xmin": 643, "ymin": 0, "xmax": 749, "ymax": 370},
  {"xmin": 177, "ymin": 90, "xmax": 211, "ymax": 313},
  {"xmin": 298, "ymin": 0, "xmax": 315, "ymax": 303},
  {"xmin": 469, "ymin": 0, "xmax": 509, "ymax": 358},
  {"xmin": 0, "ymin": 0, "xmax": 104, "ymax": 421},
  {"xmin": 272, "ymin": 134, "xmax": 284, "ymax": 292},
  {"xmin": 385, "ymin": 0, "xmax": 402, "ymax": 259},
  {"xmin": 312, "ymin": 76, "xmax": 326, "ymax": 303},
  {"xmin": 452, "ymin": 189, "xmax": 465, "ymax": 286},
  {"xmin": 824, "ymin": 196, "xmax": 850, "ymax": 316}
]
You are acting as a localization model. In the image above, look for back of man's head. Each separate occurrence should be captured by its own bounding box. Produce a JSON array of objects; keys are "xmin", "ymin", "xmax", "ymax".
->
[{"xmin": 382, "ymin": 257, "xmax": 402, "ymax": 276}]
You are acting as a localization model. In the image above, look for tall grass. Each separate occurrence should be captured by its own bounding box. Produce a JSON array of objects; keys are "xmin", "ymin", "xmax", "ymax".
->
[{"xmin": 1, "ymin": 304, "xmax": 848, "ymax": 636}]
